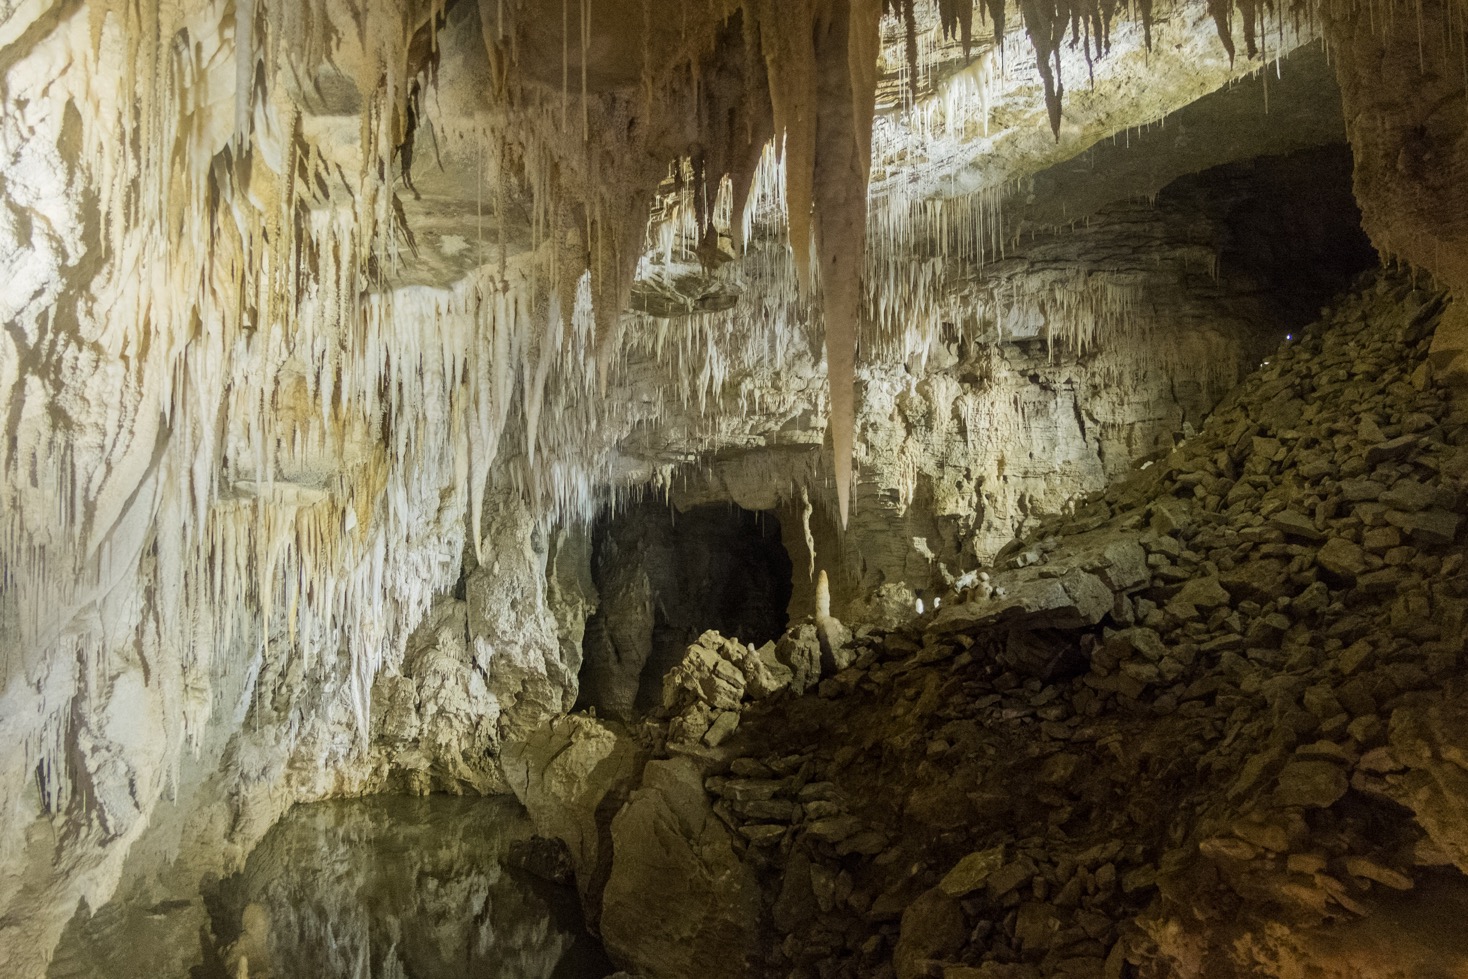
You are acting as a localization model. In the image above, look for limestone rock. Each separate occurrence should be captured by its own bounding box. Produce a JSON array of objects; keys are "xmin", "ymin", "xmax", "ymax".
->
[
  {"xmin": 987, "ymin": 856, "xmax": 1040, "ymax": 899},
  {"xmin": 1273, "ymin": 760, "xmax": 1349, "ymax": 809},
  {"xmin": 893, "ymin": 887, "xmax": 968, "ymax": 979},
  {"xmin": 1316, "ymin": 537, "xmax": 1368, "ymax": 582},
  {"xmin": 1165, "ymin": 576, "xmax": 1231, "ymax": 619},
  {"xmin": 817, "ymin": 614, "xmax": 856, "ymax": 673},
  {"xmin": 1089, "ymin": 538, "xmax": 1152, "ymax": 592},
  {"xmin": 467, "ymin": 487, "xmax": 582, "ymax": 744},
  {"xmin": 929, "ymin": 568, "xmax": 1113, "ymax": 636},
  {"xmin": 1269, "ymin": 510, "xmax": 1324, "ymax": 541},
  {"xmin": 940, "ymin": 847, "xmax": 1007, "ymax": 897},
  {"xmin": 848, "ymin": 582, "xmax": 920, "ymax": 630},
  {"xmin": 703, "ymin": 711, "xmax": 740, "ymax": 747},
  {"xmin": 1100, "ymin": 628, "xmax": 1167, "ymax": 669},
  {"xmin": 501, "ymin": 715, "xmax": 644, "ymax": 914},
  {"xmin": 601, "ymin": 758, "xmax": 762, "ymax": 979},
  {"xmin": 661, "ymin": 631, "xmax": 797, "ymax": 744},
  {"xmin": 776, "ymin": 624, "xmax": 824, "ymax": 695},
  {"xmin": 663, "ymin": 641, "xmax": 748, "ymax": 714},
  {"xmin": 370, "ymin": 598, "xmax": 500, "ymax": 795},
  {"xmin": 1384, "ymin": 507, "xmax": 1462, "ymax": 546},
  {"xmin": 1386, "ymin": 693, "xmax": 1468, "ymax": 874}
]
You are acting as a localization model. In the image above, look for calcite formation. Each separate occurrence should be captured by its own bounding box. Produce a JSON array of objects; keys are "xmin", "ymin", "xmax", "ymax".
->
[{"xmin": 4, "ymin": 0, "xmax": 1468, "ymax": 976}]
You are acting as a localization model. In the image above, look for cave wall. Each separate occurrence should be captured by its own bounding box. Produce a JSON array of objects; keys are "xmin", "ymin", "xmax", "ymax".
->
[
  {"xmin": 1328, "ymin": 0, "xmax": 1468, "ymax": 395},
  {"xmin": 0, "ymin": 0, "xmax": 1446, "ymax": 975},
  {"xmin": 0, "ymin": 5, "xmax": 505, "ymax": 971},
  {"xmin": 1330, "ymin": 0, "xmax": 1468, "ymax": 292},
  {"xmin": 674, "ymin": 143, "xmax": 1373, "ymax": 620}
]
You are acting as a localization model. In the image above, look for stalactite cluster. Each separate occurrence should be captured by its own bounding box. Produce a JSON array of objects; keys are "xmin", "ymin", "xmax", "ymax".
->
[{"xmin": 0, "ymin": 0, "xmax": 1438, "ymax": 969}]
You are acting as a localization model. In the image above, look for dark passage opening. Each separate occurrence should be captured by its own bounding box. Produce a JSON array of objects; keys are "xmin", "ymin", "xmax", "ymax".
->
[
  {"xmin": 577, "ymin": 499, "xmax": 793, "ymax": 720},
  {"xmin": 1163, "ymin": 142, "xmax": 1380, "ymax": 329}
]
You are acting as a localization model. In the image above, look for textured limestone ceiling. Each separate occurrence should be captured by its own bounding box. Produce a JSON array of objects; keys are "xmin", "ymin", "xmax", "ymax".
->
[
  {"xmin": 393, "ymin": 0, "xmax": 1320, "ymax": 283},
  {"xmin": 0, "ymin": 0, "xmax": 1337, "ymax": 714},
  {"xmin": 387, "ymin": 0, "xmax": 1326, "ymax": 299},
  {"xmin": 372, "ymin": 0, "xmax": 1324, "ymax": 526},
  {"xmin": 0, "ymin": 0, "xmax": 1334, "ymax": 730}
]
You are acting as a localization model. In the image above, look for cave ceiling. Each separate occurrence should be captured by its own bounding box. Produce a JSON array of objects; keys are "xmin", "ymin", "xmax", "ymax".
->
[
  {"xmin": 333, "ymin": 0, "xmax": 1336, "ymax": 529},
  {"xmin": 383, "ymin": 0, "xmax": 1326, "ymax": 289}
]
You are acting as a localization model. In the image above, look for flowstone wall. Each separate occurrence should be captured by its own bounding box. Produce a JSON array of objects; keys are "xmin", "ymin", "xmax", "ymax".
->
[{"xmin": 0, "ymin": 0, "xmax": 1432, "ymax": 975}]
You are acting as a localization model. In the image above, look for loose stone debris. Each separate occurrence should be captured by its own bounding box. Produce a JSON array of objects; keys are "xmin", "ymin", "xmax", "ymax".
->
[{"xmin": 508, "ymin": 272, "xmax": 1468, "ymax": 979}]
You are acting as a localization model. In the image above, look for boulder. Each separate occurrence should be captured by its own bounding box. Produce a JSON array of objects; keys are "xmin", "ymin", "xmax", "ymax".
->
[
  {"xmin": 1269, "ymin": 510, "xmax": 1325, "ymax": 541},
  {"xmin": 940, "ymin": 846, "xmax": 1007, "ymax": 897},
  {"xmin": 775, "ymin": 624, "xmax": 823, "ymax": 694},
  {"xmin": 929, "ymin": 568, "xmax": 1113, "ymax": 636},
  {"xmin": 1220, "ymin": 558, "xmax": 1289, "ymax": 603},
  {"xmin": 1316, "ymin": 537, "xmax": 1368, "ymax": 582},
  {"xmin": 817, "ymin": 614, "xmax": 856, "ymax": 673},
  {"xmin": 1384, "ymin": 507, "xmax": 1461, "ymax": 546},
  {"xmin": 1100, "ymin": 628, "xmax": 1167, "ymax": 668},
  {"xmin": 893, "ymin": 887, "xmax": 968, "ymax": 979},
  {"xmin": 1364, "ymin": 434, "xmax": 1418, "ymax": 466},
  {"xmin": 745, "ymin": 641, "xmax": 794, "ymax": 699},
  {"xmin": 1273, "ymin": 760, "xmax": 1349, "ymax": 809},
  {"xmin": 1387, "ymin": 693, "xmax": 1468, "ymax": 874},
  {"xmin": 662, "ymin": 641, "xmax": 747, "ymax": 713},
  {"xmin": 600, "ymin": 758, "xmax": 762, "ymax": 979},
  {"xmin": 501, "ymin": 715, "xmax": 644, "ymax": 916},
  {"xmin": 1165, "ymin": 576, "xmax": 1231, "ymax": 619},
  {"xmin": 848, "ymin": 582, "xmax": 919, "ymax": 630}
]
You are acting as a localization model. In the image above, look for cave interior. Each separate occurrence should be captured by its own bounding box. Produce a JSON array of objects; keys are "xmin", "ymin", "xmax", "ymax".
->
[{"xmin": 4, "ymin": 0, "xmax": 1468, "ymax": 977}]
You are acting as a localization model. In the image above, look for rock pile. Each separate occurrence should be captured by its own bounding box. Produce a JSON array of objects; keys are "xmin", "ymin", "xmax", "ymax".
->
[
  {"xmin": 710, "ymin": 274, "xmax": 1468, "ymax": 979},
  {"xmin": 511, "ymin": 273, "xmax": 1468, "ymax": 979},
  {"xmin": 654, "ymin": 598, "xmax": 865, "ymax": 750},
  {"xmin": 660, "ymin": 631, "xmax": 800, "ymax": 747}
]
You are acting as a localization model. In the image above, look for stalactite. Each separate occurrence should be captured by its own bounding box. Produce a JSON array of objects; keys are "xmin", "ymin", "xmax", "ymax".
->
[
  {"xmin": 902, "ymin": 0, "xmax": 923, "ymax": 103},
  {"xmin": 940, "ymin": 0, "xmax": 980, "ymax": 56},
  {"xmin": 1022, "ymin": 0, "xmax": 1071, "ymax": 137},
  {"xmin": 807, "ymin": 0, "xmax": 883, "ymax": 529},
  {"xmin": 753, "ymin": 0, "xmax": 821, "ymax": 294},
  {"xmin": 0, "ymin": 0, "xmax": 1347, "ymax": 954},
  {"xmin": 1210, "ymin": 0, "xmax": 1240, "ymax": 60},
  {"xmin": 985, "ymin": 0, "xmax": 1010, "ymax": 53}
]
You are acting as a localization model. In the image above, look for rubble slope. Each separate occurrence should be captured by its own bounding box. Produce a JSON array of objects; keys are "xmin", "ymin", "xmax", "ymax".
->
[{"xmin": 511, "ymin": 270, "xmax": 1468, "ymax": 979}]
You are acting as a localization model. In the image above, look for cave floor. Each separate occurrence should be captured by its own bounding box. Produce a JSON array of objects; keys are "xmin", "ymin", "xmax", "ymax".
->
[{"xmin": 640, "ymin": 271, "xmax": 1468, "ymax": 978}]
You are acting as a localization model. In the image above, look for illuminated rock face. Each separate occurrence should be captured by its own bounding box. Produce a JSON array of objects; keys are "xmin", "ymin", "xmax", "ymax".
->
[{"xmin": 0, "ymin": 0, "xmax": 1462, "ymax": 976}]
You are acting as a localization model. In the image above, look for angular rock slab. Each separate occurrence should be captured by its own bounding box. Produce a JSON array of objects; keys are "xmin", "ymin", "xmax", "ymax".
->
[
  {"xmin": 501, "ymin": 715, "xmax": 645, "ymax": 917},
  {"xmin": 600, "ymin": 757, "xmax": 762, "ymax": 979}
]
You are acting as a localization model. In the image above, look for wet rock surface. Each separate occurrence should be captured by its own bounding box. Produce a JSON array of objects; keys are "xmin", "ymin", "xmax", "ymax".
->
[{"xmin": 513, "ymin": 273, "xmax": 1468, "ymax": 978}]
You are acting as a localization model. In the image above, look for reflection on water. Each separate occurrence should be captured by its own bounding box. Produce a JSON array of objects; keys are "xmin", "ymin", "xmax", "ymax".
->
[
  {"xmin": 47, "ymin": 795, "xmax": 615, "ymax": 979},
  {"xmin": 200, "ymin": 795, "xmax": 615, "ymax": 979}
]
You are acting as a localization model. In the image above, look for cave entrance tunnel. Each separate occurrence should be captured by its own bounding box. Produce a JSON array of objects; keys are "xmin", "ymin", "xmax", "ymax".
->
[{"xmin": 576, "ymin": 499, "xmax": 795, "ymax": 720}]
